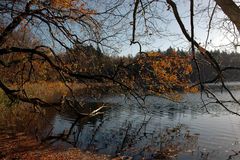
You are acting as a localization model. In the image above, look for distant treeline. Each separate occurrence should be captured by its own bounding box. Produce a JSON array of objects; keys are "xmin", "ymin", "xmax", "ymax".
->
[
  {"xmin": 189, "ymin": 49, "xmax": 240, "ymax": 82},
  {"xmin": 155, "ymin": 47, "xmax": 240, "ymax": 82},
  {"xmin": 1, "ymin": 43, "xmax": 240, "ymax": 85},
  {"xmin": 64, "ymin": 45, "xmax": 240, "ymax": 84}
]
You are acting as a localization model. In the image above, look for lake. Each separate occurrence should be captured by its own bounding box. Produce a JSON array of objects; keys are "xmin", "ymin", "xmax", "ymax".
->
[{"xmin": 35, "ymin": 90, "xmax": 240, "ymax": 160}]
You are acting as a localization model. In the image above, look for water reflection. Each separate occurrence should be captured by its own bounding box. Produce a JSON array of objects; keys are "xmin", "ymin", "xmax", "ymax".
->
[
  {"xmin": 4, "ymin": 93, "xmax": 240, "ymax": 160},
  {"xmin": 43, "ymin": 111, "xmax": 198, "ymax": 159}
]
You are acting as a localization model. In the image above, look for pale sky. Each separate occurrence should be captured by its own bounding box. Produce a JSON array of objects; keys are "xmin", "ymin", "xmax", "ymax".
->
[
  {"xmin": 32, "ymin": 0, "xmax": 240, "ymax": 56},
  {"xmin": 119, "ymin": 0, "xmax": 240, "ymax": 56}
]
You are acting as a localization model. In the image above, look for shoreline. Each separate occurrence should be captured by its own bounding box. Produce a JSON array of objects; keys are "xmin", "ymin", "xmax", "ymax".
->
[{"xmin": 0, "ymin": 130, "xmax": 118, "ymax": 160}]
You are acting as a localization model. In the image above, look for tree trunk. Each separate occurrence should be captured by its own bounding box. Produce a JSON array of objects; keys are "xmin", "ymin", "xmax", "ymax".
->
[{"xmin": 215, "ymin": 0, "xmax": 240, "ymax": 32}]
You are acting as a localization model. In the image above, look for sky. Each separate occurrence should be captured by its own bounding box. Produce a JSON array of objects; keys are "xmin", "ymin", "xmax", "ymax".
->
[
  {"xmin": 118, "ymin": 0, "xmax": 240, "ymax": 56},
  {"xmin": 30, "ymin": 0, "xmax": 240, "ymax": 56}
]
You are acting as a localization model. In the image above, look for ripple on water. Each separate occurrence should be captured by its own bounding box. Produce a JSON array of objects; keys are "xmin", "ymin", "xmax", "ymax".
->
[{"xmin": 44, "ymin": 92, "xmax": 240, "ymax": 160}]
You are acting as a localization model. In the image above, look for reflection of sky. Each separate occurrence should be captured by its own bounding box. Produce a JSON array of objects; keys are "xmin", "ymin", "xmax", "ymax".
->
[
  {"xmin": 47, "ymin": 91, "xmax": 240, "ymax": 160},
  {"xmin": 31, "ymin": 0, "xmax": 239, "ymax": 56},
  {"xmin": 52, "ymin": 114, "xmax": 73, "ymax": 133}
]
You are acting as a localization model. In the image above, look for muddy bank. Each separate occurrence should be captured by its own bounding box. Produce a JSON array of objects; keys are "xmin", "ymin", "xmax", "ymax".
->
[{"xmin": 0, "ymin": 131, "xmax": 130, "ymax": 160}]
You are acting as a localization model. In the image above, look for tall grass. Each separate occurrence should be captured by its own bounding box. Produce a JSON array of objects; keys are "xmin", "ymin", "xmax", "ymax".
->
[
  {"xmin": 0, "ymin": 81, "xmax": 113, "ymax": 133},
  {"xmin": 0, "ymin": 89, "xmax": 11, "ymax": 107},
  {"xmin": 22, "ymin": 81, "xmax": 70, "ymax": 103},
  {"xmin": 0, "ymin": 81, "xmax": 71, "ymax": 133}
]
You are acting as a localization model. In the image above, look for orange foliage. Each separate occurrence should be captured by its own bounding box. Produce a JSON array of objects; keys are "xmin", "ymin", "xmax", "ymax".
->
[
  {"xmin": 51, "ymin": 0, "xmax": 73, "ymax": 8},
  {"xmin": 50, "ymin": 0, "xmax": 95, "ymax": 14},
  {"xmin": 136, "ymin": 51, "xmax": 198, "ymax": 98}
]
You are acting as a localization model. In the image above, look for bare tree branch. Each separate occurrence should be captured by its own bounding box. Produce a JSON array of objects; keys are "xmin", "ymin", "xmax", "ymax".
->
[{"xmin": 215, "ymin": 0, "xmax": 240, "ymax": 32}]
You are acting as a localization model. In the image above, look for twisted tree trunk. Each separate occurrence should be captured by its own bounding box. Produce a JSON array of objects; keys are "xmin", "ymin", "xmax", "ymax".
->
[{"xmin": 215, "ymin": 0, "xmax": 240, "ymax": 32}]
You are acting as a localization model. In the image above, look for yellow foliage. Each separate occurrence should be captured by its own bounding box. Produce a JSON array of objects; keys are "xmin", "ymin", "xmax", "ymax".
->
[
  {"xmin": 50, "ymin": 0, "xmax": 95, "ymax": 14},
  {"xmin": 184, "ymin": 86, "xmax": 199, "ymax": 93},
  {"xmin": 136, "ymin": 51, "xmax": 196, "ymax": 98},
  {"xmin": 51, "ymin": 0, "xmax": 73, "ymax": 8},
  {"xmin": 185, "ymin": 64, "xmax": 192, "ymax": 74},
  {"xmin": 147, "ymin": 52, "xmax": 160, "ymax": 57}
]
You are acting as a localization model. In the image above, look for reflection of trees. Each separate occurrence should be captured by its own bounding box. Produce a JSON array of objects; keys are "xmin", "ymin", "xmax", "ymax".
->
[
  {"xmin": 227, "ymin": 150, "xmax": 240, "ymax": 160},
  {"xmin": 114, "ymin": 123, "xmax": 198, "ymax": 159},
  {"xmin": 41, "ymin": 102, "xmax": 108, "ymax": 147},
  {"xmin": 0, "ymin": 105, "xmax": 56, "ymax": 138},
  {"xmin": 41, "ymin": 107, "xmax": 198, "ymax": 159}
]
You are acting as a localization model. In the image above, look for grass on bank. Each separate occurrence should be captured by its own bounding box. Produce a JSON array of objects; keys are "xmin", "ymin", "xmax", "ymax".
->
[{"xmin": 0, "ymin": 82, "xmax": 111, "ymax": 160}]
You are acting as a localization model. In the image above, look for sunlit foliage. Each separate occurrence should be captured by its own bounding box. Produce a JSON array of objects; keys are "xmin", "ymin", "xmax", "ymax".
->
[
  {"xmin": 135, "ymin": 50, "xmax": 198, "ymax": 98},
  {"xmin": 50, "ymin": 0, "xmax": 95, "ymax": 14}
]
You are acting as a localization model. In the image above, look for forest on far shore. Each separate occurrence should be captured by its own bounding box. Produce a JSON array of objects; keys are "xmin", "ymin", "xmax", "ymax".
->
[{"xmin": 1, "ymin": 42, "xmax": 240, "ymax": 85}]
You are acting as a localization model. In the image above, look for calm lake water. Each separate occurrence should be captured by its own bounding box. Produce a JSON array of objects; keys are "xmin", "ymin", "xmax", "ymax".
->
[{"xmin": 40, "ymin": 90, "xmax": 240, "ymax": 160}]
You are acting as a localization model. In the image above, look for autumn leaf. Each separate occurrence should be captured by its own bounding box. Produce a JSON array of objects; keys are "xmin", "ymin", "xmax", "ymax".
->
[{"xmin": 135, "ymin": 51, "xmax": 195, "ymax": 98}]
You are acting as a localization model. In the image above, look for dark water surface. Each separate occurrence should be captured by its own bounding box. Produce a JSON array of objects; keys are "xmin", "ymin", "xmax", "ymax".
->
[{"xmin": 40, "ymin": 92, "xmax": 240, "ymax": 160}]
